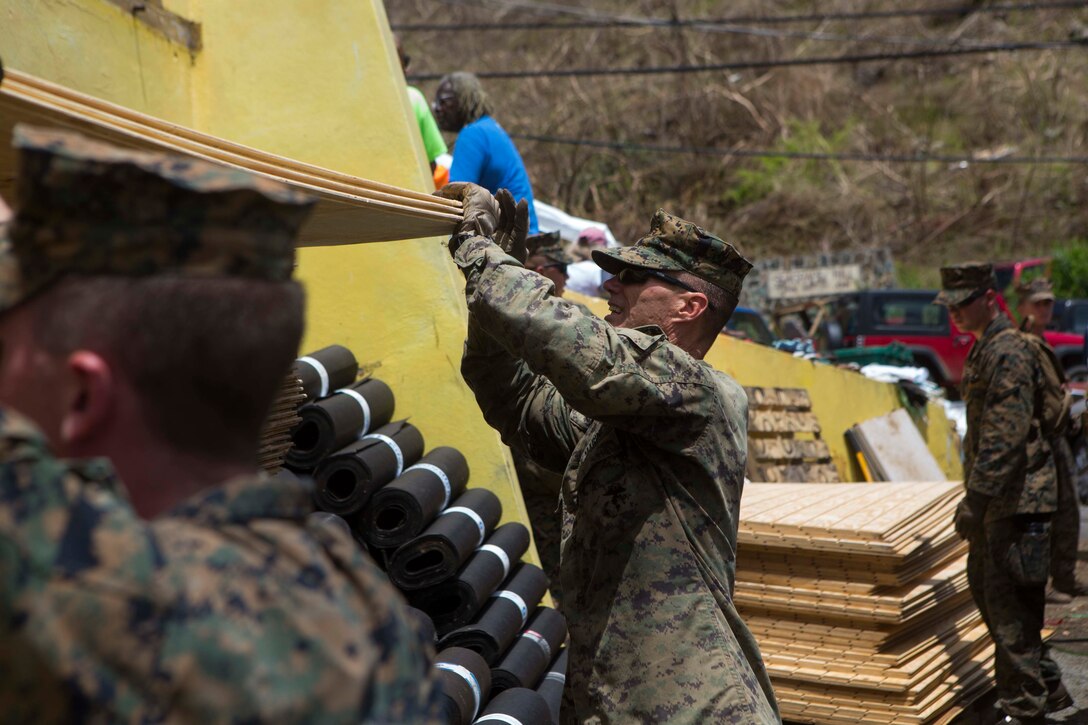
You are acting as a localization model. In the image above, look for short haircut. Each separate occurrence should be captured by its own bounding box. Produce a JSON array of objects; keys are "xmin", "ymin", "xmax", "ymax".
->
[
  {"xmin": 675, "ymin": 271, "xmax": 738, "ymax": 337},
  {"xmin": 33, "ymin": 276, "xmax": 305, "ymax": 461},
  {"xmin": 442, "ymin": 72, "xmax": 494, "ymax": 124}
]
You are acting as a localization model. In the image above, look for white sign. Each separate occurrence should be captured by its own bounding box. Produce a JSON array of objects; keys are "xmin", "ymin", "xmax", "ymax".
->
[{"xmin": 766, "ymin": 264, "xmax": 863, "ymax": 300}]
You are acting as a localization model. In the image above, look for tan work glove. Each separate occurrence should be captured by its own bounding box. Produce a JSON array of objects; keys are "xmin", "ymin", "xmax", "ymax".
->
[
  {"xmin": 492, "ymin": 188, "xmax": 529, "ymax": 264},
  {"xmin": 434, "ymin": 182, "xmax": 499, "ymax": 247}
]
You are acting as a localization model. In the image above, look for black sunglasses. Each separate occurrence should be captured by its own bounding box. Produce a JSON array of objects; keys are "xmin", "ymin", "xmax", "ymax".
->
[
  {"xmin": 540, "ymin": 262, "xmax": 568, "ymax": 276},
  {"xmin": 616, "ymin": 267, "xmax": 697, "ymax": 293}
]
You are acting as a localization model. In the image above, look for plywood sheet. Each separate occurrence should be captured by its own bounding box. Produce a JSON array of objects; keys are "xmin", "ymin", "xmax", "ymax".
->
[
  {"xmin": 852, "ymin": 409, "xmax": 948, "ymax": 482},
  {"xmin": 0, "ymin": 69, "xmax": 462, "ymax": 245}
]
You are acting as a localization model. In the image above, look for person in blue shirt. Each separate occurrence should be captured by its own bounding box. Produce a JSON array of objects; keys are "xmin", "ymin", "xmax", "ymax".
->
[{"xmin": 432, "ymin": 72, "xmax": 539, "ymax": 233}]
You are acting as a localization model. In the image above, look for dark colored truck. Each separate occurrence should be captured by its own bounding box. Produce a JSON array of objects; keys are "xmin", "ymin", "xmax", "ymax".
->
[
  {"xmin": 1052, "ymin": 298, "xmax": 1088, "ymax": 336},
  {"xmin": 832, "ymin": 290, "xmax": 1087, "ymax": 389}
]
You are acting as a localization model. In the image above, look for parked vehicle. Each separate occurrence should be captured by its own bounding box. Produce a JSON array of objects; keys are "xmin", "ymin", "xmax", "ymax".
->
[
  {"xmin": 1051, "ymin": 298, "xmax": 1088, "ymax": 336},
  {"xmin": 831, "ymin": 290, "xmax": 1087, "ymax": 390},
  {"xmin": 725, "ymin": 306, "xmax": 777, "ymax": 346}
]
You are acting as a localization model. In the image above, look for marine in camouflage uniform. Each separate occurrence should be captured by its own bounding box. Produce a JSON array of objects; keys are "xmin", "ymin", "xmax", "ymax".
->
[
  {"xmin": 516, "ymin": 230, "xmax": 594, "ymax": 603},
  {"xmin": 440, "ymin": 183, "xmax": 780, "ymax": 724},
  {"xmin": 0, "ymin": 126, "xmax": 438, "ymax": 722},
  {"xmin": 940, "ymin": 263, "xmax": 1069, "ymax": 722},
  {"xmin": 1016, "ymin": 276, "xmax": 1085, "ymax": 599}
]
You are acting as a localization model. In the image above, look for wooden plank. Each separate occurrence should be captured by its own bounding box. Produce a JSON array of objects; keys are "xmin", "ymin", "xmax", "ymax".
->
[
  {"xmin": 748, "ymin": 409, "xmax": 822, "ymax": 433},
  {"xmin": 744, "ymin": 386, "xmax": 812, "ymax": 410},
  {"xmin": 749, "ymin": 437, "xmax": 832, "ymax": 464},
  {"xmin": 750, "ymin": 463, "xmax": 840, "ymax": 483}
]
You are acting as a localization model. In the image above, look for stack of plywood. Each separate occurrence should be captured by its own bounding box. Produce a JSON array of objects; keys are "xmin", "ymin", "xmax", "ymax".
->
[
  {"xmin": 745, "ymin": 387, "xmax": 840, "ymax": 483},
  {"xmin": 736, "ymin": 481, "xmax": 994, "ymax": 724},
  {"xmin": 0, "ymin": 68, "xmax": 461, "ymax": 245}
]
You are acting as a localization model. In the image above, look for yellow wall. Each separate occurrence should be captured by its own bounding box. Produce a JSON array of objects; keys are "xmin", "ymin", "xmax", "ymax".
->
[
  {"xmin": 0, "ymin": 0, "xmax": 536, "ymax": 551},
  {"xmin": 567, "ymin": 292, "xmax": 964, "ymax": 481}
]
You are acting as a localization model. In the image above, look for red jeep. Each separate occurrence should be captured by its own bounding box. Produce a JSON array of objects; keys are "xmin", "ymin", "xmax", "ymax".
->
[{"xmin": 833, "ymin": 290, "xmax": 1087, "ymax": 391}]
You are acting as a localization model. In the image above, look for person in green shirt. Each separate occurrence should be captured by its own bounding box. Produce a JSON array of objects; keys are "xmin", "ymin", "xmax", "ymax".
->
[{"xmin": 396, "ymin": 36, "xmax": 447, "ymax": 171}]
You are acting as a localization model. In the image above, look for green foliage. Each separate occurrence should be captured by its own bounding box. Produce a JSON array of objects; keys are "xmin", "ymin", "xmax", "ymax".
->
[
  {"xmin": 896, "ymin": 263, "xmax": 941, "ymax": 290},
  {"xmin": 723, "ymin": 120, "xmax": 851, "ymax": 207},
  {"xmin": 1052, "ymin": 239, "xmax": 1088, "ymax": 299}
]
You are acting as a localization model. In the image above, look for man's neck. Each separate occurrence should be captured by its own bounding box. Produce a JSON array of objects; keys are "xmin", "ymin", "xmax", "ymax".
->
[{"xmin": 90, "ymin": 439, "xmax": 256, "ymax": 519}]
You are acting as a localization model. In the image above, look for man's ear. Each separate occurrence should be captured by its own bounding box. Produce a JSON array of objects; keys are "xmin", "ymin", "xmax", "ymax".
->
[
  {"xmin": 676, "ymin": 292, "xmax": 710, "ymax": 321},
  {"xmin": 59, "ymin": 350, "xmax": 115, "ymax": 446}
]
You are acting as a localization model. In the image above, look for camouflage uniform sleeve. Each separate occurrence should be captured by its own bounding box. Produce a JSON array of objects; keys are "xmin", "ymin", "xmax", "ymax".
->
[
  {"xmin": 455, "ymin": 236, "xmax": 715, "ymax": 444},
  {"xmin": 462, "ymin": 295, "xmax": 586, "ymax": 472},
  {"xmin": 968, "ymin": 336, "xmax": 1036, "ymax": 498}
]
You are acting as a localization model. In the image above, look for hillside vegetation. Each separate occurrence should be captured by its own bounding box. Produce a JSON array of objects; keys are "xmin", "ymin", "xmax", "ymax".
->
[{"xmin": 389, "ymin": 0, "xmax": 1088, "ymax": 288}]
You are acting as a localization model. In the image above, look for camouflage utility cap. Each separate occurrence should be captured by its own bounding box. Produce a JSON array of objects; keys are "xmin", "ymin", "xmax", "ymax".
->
[
  {"xmin": 934, "ymin": 262, "xmax": 997, "ymax": 306},
  {"xmin": 527, "ymin": 230, "xmax": 570, "ymax": 265},
  {"xmin": 1016, "ymin": 276, "xmax": 1056, "ymax": 304},
  {"xmin": 3, "ymin": 124, "xmax": 315, "ymax": 312},
  {"xmin": 592, "ymin": 209, "xmax": 752, "ymax": 298}
]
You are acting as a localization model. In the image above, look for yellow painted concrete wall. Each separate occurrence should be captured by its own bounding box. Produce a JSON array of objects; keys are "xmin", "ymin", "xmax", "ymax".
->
[
  {"xmin": 567, "ymin": 292, "xmax": 964, "ymax": 481},
  {"xmin": 0, "ymin": 0, "xmax": 536, "ymax": 545}
]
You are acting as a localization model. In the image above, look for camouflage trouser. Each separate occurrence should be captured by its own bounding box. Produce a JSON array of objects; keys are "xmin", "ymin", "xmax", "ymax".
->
[
  {"xmin": 1050, "ymin": 436, "xmax": 1080, "ymax": 589},
  {"xmin": 513, "ymin": 457, "xmax": 563, "ymax": 605},
  {"xmin": 968, "ymin": 516, "xmax": 1063, "ymax": 718}
]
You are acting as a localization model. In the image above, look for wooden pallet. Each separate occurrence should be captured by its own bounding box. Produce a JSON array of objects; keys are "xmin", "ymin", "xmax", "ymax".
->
[{"xmin": 745, "ymin": 387, "xmax": 840, "ymax": 482}]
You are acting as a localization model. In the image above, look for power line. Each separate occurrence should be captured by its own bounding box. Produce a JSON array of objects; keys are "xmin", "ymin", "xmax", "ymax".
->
[
  {"xmin": 510, "ymin": 132, "xmax": 1088, "ymax": 165},
  {"xmin": 405, "ymin": 38, "xmax": 1087, "ymax": 81},
  {"xmin": 396, "ymin": 0, "xmax": 1088, "ymax": 31}
]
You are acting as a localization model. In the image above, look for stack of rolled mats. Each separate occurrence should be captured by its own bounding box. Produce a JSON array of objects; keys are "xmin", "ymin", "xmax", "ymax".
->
[{"xmin": 285, "ymin": 344, "xmax": 569, "ymax": 724}]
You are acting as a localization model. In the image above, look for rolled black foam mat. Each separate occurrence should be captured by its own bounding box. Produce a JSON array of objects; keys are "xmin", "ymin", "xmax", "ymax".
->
[
  {"xmin": 407, "ymin": 606, "xmax": 437, "ymax": 646},
  {"xmin": 490, "ymin": 607, "xmax": 568, "ymax": 695},
  {"xmin": 357, "ymin": 446, "xmax": 470, "ymax": 549},
  {"xmin": 292, "ymin": 344, "xmax": 358, "ymax": 401},
  {"xmin": 536, "ymin": 648, "xmax": 567, "ymax": 725},
  {"xmin": 434, "ymin": 646, "xmax": 492, "ymax": 725},
  {"xmin": 386, "ymin": 488, "xmax": 502, "ymax": 591},
  {"xmin": 474, "ymin": 687, "xmax": 552, "ymax": 725},
  {"xmin": 285, "ymin": 378, "xmax": 394, "ymax": 471},
  {"xmin": 312, "ymin": 420, "xmax": 424, "ymax": 515},
  {"xmin": 408, "ymin": 522, "xmax": 530, "ymax": 636},
  {"xmin": 439, "ymin": 563, "xmax": 549, "ymax": 665}
]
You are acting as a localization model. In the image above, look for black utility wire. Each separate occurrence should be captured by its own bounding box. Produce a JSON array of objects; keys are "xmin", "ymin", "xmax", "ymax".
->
[
  {"xmin": 395, "ymin": 0, "xmax": 1088, "ymax": 31},
  {"xmin": 406, "ymin": 39, "xmax": 1087, "ymax": 81},
  {"xmin": 510, "ymin": 132, "xmax": 1088, "ymax": 165}
]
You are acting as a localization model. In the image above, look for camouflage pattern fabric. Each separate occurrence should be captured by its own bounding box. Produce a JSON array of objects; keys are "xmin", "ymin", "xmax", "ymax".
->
[
  {"xmin": 934, "ymin": 261, "xmax": 997, "ymax": 306},
  {"xmin": 0, "ymin": 408, "xmax": 439, "ymax": 723},
  {"xmin": 526, "ymin": 230, "xmax": 569, "ymax": 266},
  {"xmin": 961, "ymin": 315, "xmax": 1057, "ymax": 518},
  {"xmin": 513, "ymin": 457, "xmax": 564, "ymax": 604},
  {"xmin": 591, "ymin": 210, "xmax": 751, "ymax": 298},
  {"xmin": 966, "ymin": 520, "xmax": 1062, "ymax": 718},
  {"xmin": 3, "ymin": 125, "xmax": 313, "ymax": 312},
  {"xmin": 1050, "ymin": 435, "xmax": 1080, "ymax": 588},
  {"xmin": 961, "ymin": 314, "xmax": 1063, "ymax": 718},
  {"xmin": 454, "ymin": 235, "xmax": 781, "ymax": 724}
]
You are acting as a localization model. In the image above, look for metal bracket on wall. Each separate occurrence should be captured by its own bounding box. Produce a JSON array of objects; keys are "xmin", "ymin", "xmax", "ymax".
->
[{"xmin": 102, "ymin": 0, "xmax": 202, "ymax": 53}]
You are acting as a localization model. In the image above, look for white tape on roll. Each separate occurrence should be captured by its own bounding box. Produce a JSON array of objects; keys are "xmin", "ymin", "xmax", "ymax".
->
[
  {"xmin": 490, "ymin": 590, "xmax": 529, "ymax": 626},
  {"xmin": 479, "ymin": 544, "xmax": 510, "ymax": 578},
  {"xmin": 295, "ymin": 356, "xmax": 329, "ymax": 398},
  {"xmin": 436, "ymin": 662, "xmax": 481, "ymax": 720},
  {"xmin": 405, "ymin": 462, "xmax": 452, "ymax": 508},
  {"xmin": 361, "ymin": 433, "xmax": 403, "ymax": 476},
  {"xmin": 335, "ymin": 387, "xmax": 372, "ymax": 435},
  {"xmin": 544, "ymin": 671, "xmax": 566, "ymax": 684},
  {"xmin": 520, "ymin": 629, "xmax": 551, "ymax": 661},
  {"xmin": 441, "ymin": 506, "xmax": 486, "ymax": 546},
  {"xmin": 475, "ymin": 716, "xmax": 523, "ymax": 725}
]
